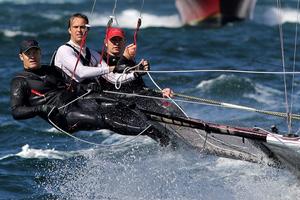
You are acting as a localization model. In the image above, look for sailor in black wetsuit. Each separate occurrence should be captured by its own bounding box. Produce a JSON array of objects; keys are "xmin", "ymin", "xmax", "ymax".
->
[
  {"xmin": 11, "ymin": 40, "xmax": 69, "ymax": 127},
  {"xmin": 11, "ymin": 39, "xmax": 171, "ymax": 145},
  {"xmin": 10, "ymin": 39, "xmax": 118, "ymax": 133}
]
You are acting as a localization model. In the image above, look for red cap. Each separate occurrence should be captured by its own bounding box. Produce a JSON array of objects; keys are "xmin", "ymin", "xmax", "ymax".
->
[{"xmin": 106, "ymin": 27, "xmax": 125, "ymax": 41}]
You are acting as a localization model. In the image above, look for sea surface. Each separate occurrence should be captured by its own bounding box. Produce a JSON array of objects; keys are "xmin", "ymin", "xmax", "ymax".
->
[{"xmin": 1, "ymin": 0, "xmax": 300, "ymax": 199}]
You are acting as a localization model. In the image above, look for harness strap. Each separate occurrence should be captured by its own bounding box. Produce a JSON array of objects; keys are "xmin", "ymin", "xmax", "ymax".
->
[
  {"xmin": 134, "ymin": 17, "xmax": 142, "ymax": 46},
  {"xmin": 64, "ymin": 43, "xmax": 91, "ymax": 65}
]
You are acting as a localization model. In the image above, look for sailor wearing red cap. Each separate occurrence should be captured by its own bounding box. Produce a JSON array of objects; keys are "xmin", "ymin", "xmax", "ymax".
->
[{"xmin": 53, "ymin": 13, "xmax": 136, "ymax": 87}]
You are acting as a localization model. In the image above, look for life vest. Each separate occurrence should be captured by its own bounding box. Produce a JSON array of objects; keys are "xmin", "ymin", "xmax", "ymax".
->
[{"xmin": 50, "ymin": 43, "xmax": 94, "ymax": 92}]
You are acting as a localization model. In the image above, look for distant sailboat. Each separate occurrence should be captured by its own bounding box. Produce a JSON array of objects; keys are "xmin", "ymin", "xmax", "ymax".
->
[{"xmin": 175, "ymin": 0, "xmax": 257, "ymax": 26}]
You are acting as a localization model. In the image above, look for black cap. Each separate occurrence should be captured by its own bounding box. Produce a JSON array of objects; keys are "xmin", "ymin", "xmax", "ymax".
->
[{"xmin": 19, "ymin": 39, "xmax": 40, "ymax": 53}]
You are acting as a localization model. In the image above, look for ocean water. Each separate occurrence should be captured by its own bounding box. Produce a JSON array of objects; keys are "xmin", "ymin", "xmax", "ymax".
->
[{"xmin": 1, "ymin": 0, "xmax": 300, "ymax": 199}]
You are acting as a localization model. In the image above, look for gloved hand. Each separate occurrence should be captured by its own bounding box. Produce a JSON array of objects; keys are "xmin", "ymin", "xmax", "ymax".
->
[
  {"xmin": 134, "ymin": 60, "xmax": 150, "ymax": 78},
  {"xmin": 38, "ymin": 105, "xmax": 58, "ymax": 117},
  {"xmin": 87, "ymin": 82, "xmax": 102, "ymax": 93}
]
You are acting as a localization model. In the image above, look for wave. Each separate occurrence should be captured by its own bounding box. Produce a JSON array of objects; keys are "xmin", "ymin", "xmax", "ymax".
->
[
  {"xmin": 196, "ymin": 74, "xmax": 255, "ymax": 94},
  {"xmin": 244, "ymin": 82, "xmax": 282, "ymax": 105},
  {"xmin": 89, "ymin": 9, "xmax": 183, "ymax": 28},
  {"xmin": 0, "ymin": 144, "xmax": 75, "ymax": 160},
  {"xmin": 254, "ymin": 6, "xmax": 300, "ymax": 26},
  {"xmin": 16, "ymin": 144, "xmax": 75, "ymax": 159},
  {"xmin": 42, "ymin": 146, "xmax": 300, "ymax": 200},
  {"xmin": 196, "ymin": 74, "xmax": 282, "ymax": 105},
  {"xmin": 0, "ymin": 0, "xmax": 83, "ymax": 4},
  {"xmin": 1, "ymin": 29, "xmax": 37, "ymax": 38}
]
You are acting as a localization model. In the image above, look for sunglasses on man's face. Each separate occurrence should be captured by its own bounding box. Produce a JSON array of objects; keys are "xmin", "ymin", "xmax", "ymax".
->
[{"xmin": 110, "ymin": 36, "xmax": 125, "ymax": 44}]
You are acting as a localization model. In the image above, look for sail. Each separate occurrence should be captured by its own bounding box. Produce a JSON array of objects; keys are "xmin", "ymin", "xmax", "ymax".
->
[{"xmin": 175, "ymin": 0, "xmax": 257, "ymax": 25}]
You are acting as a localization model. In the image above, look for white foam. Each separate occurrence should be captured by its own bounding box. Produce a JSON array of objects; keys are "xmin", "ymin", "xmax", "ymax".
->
[
  {"xmin": 15, "ymin": 144, "xmax": 74, "ymax": 160},
  {"xmin": 196, "ymin": 74, "xmax": 229, "ymax": 90},
  {"xmin": 244, "ymin": 83, "xmax": 282, "ymax": 105},
  {"xmin": 255, "ymin": 6, "xmax": 300, "ymax": 26},
  {"xmin": 215, "ymin": 157, "xmax": 248, "ymax": 168},
  {"xmin": 2, "ymin": 29, "xmax": 36, "ymax": 38},
  {"xmin": 89, "ymin": 9, "xmax": 182, "ymax": 28}
]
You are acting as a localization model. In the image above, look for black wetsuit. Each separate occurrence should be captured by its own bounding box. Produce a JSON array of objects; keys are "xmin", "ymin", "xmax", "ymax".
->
[{"xmin": 10, "ymin": 65, "xmax": 71, "ymax": 128}]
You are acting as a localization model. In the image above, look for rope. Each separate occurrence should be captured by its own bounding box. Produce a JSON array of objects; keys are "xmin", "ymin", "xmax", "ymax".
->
[
  {"xmin": 99, "ymin": 0, "xmax": 117, "ymax": 64},
  {"xmin": 114, "ymin": 60, "xmax": 144, "ymax": 89},
  {"xmin": 103, "ymin": 90, "xmax": 300, "ymax": 121},
  {"xmin": 90, "ymin": 0, "xmax": 97, "ymax": 16},
  {"xmin": 290, "ymin": 0, "xmax": 300, "ymax": 135},
  {"xmin": 144, "ymin": 73, "xmax": 208, "ymax": 148},
  {"xmin": 132, "ymin": 0, "xmax": 144, "ymax": 58},
  {"xmin": 173, "ymin": 91, "xmax": 300, "ymax": 120},
  {"xmin": 132, "ymin": 68, "xmax": 300, "ymax": 74},
  {"xmin": 99, "ymin": 16, "xmax": 114, "ymax": 64},
  {"xmin": 58, "ymin": 90, "xmax": 91, "ymax": 110},
  {"xmin": 139, "ymin": 0, "xmax": 145, "ymax": 17},
  {"xmin": 48, "ymin": 110, "xmax": 151, "ymax": 148},
  {"xmin": 276, "ymin": 0, "xmax": 291, "ymax": 134}
]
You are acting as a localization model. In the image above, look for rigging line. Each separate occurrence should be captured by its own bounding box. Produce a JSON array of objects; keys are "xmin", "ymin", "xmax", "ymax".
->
[
  {"xmin": 133, "ymin": 0, "xmax": 144, "ymax": 49},
  {"xmin": 133, "ymin": 69, "xmax": 300, "ymax": 74},
  {"xmin": 100, "ymin": 0, "xmax": 118, "ymax": 64},
  {"xmin": 99, "ymin": 16, "xmax": 114, "ymax": 64},
  {"xmin": 90, "ymin": 0, "xmax": 97, "ymax": 16},
  {"xmin": 48, "ymin": 109, "xmax": 151, "ymax": 148},
  {"xmin": 290, "ymin": 0, "xmax": 300, "ymax": 135},
  {"xmin": 58, "ymin": 90, "xmax": 92, "ymax": 110},
  {"xmin": 146, "ymin": 72, "xmax": 189, "ymax": 117},
  {"xmin": 102, "ymin": 90, "xmax": 300, "ymax": 120},
  {"xmin": 277, "ymin": 0, "xmax": 291, "ymax": 134},
  {"xmin": 111, "ymin": 0, "xmax": 119, "ymax": 26},
  {"xmin": 139, "ymin": 0, "xmax": 145, "ymax": 17},
  {"xmin": 145, "ymin": 72, "xmax": 211, "ymax": 148},
  {"xmin": 171, "ymin": 92, "xmax": 300, "ymax": 120},
  {"xmin": 114, "ymin": 60, "xmax": 144, "ymax": 89},
  {"xmin": 49, "ymin": 97, "xmax": 152, "ymax": 147},
  {"xmin": 112, "ymin": 0, "xmax": 118, "ymax": 16}
]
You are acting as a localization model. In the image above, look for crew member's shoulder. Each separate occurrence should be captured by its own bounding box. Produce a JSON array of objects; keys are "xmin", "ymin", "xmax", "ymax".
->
[
  {"xmin": 10, "ymin": 72, "xmax": 29, "ymax": 86},
  {"xmin": 56, "ymin": 43, "xmax": 74, "ymax": 54},
  {"xmin": 40, "ymin": 64, "xmax": 61, "ymax": 75}
]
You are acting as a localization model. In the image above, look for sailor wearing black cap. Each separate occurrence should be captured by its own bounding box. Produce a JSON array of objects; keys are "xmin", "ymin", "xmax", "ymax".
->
[{"xmin": 11, "ymin": 39, "xmax": 71, "ymax": 125}]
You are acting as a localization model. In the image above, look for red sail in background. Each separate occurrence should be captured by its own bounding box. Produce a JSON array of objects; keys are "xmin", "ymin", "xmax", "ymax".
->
[
  {"xmin": 175, "ymin": 0, "xmax": 220, "ymax": 25},
  {"xmin": 175, "ymin": 0, "xmax": 257, "ymax": 26}
]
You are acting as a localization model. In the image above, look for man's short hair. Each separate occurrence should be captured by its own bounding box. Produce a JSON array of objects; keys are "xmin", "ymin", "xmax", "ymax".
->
[{"xmin": 68, "ymin": 13, "xmax": 89, "ymax": 28}]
